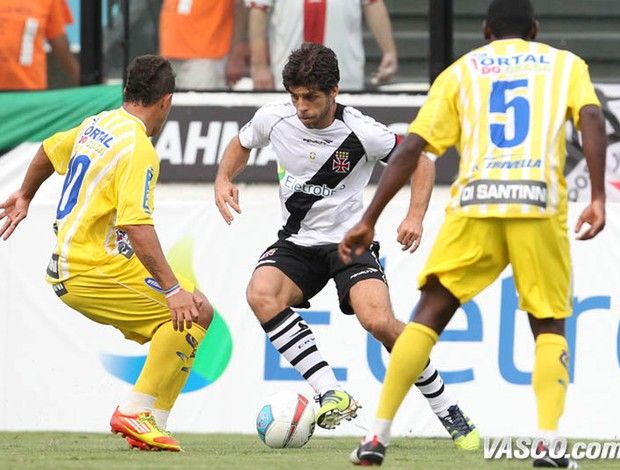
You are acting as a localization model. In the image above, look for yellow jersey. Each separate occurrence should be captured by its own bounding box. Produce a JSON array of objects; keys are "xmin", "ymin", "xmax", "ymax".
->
[
  {"xmin": 43, "ymin": 107, "xmax": 158, "ymax": 282},
  {"xmin": 410, "ymin": 38, "xmax": 600, "ymax": 218}
]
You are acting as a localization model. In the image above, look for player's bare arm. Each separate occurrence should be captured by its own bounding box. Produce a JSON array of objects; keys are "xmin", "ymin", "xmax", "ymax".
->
[
  {"xmin": 575, "ymin": 104, "xmax": 607, "ymax": 240},
  {"xmin": 214, "ymin": 136, "xmax": 251, "ymax": 224},
  {"xmin": 248, "ymin": 6, "xmax": 274, "ymax": 90},
  {"xmin": 396, "ymin": 152, "xmax": 436, "ymax": 252},
  {"xmin": 49, "ymin": 34, "xmax": 80, "ymax": 86},
  {"xmin": 339, "ymin": 133, "xmax": 428, "ymax": 263},
  {"xmin": 0, "ymin": 145, "xmax": 54, "ymax": 240},
  {"xmin": 225, "ymin": 0, "xmax": 250, "ymax": 87},
  {"xmin": 121, "ymin": 224, "xmax": 199, "ymax": 332},
  {"xmin": 363, "ymin": 0, "xmax": 398, "ymax": 85}
]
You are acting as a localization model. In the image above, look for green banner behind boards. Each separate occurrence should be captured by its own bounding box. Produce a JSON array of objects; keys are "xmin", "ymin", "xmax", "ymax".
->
[{"xmin": 0, "ymin": 85, "xmax": 122, "ymax": 150}]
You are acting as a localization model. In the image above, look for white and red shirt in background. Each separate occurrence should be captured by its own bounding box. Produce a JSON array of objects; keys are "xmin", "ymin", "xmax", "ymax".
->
[{"xmin": 246, "ymin": 0, "xmax": 378, "ymax": 91}]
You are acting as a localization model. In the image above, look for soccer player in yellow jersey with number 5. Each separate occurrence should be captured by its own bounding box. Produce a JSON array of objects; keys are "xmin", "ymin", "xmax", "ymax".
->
[
  {"xmin": 341, "ymin": 0, "xmax": 606, "ymax": 467},
  {"xmin": 0, "ymin": 55, "xmax": 213, "ymax": 452}
]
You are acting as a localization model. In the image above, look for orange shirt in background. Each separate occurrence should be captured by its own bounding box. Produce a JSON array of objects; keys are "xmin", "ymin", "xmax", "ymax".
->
[
  {"xmin": 0, "ymin": 0, "xmax": 73, "ymax": 90},
  {"xmin": 160, "ymin": 0, "xmax": 234, "ymax": 60}
]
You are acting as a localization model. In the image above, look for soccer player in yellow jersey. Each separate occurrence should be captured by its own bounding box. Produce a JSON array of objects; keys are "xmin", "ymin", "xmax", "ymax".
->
[
  {"xmin": 341, "ymin": 0, "xmax": 606, "ymax": 467},
  {"xmin": 0, "ymin": 55, "xmax": 213, "ymax": 452}
]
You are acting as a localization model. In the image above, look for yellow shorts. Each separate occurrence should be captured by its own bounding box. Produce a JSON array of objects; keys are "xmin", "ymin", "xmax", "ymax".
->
[
  {"xmin": 418, "ymin": 213, "xmax": 572, "ymax": 319},
  {"xmin": 50, "ymin": 255, "xmax": 195, "ymax": 344}
]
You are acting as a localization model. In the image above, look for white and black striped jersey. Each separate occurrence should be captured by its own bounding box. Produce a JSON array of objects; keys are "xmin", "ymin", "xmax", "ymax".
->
[{"xmin": 239, "ymin": 102, "xmax": 397, "ymax": 246}]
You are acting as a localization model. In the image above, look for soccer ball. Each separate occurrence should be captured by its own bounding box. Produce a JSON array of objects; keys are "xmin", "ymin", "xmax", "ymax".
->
[{"xmin": 256, "ymin": 391, "xmax": 316, "ymax": 448}]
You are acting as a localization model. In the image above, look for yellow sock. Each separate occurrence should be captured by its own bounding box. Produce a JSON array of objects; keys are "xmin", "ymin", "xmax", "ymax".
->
[
  {"xmin": 134, "ymin": 322, "xmax": 206, "ymax": 411},
  {"xmin": 532, "ymin": 333, "xmax": 569, "ymax": 431},
  {"xmin": 376, "ymin": 322, "xmax": 438, "ymax": 420}
]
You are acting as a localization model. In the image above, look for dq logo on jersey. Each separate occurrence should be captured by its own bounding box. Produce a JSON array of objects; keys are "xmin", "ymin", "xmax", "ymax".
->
[
  {"xmin": 332, "ymin": 151, "xmax": 350, "ymax": 173},
  {"xmin": 99, "ymin": 236, "xmax": 233, "ymax": 392}
]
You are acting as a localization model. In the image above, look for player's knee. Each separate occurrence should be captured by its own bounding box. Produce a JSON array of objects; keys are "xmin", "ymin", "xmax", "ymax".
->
[
  {"xmin": 194, "ymin": 291, "xmax": 214, "ymax": 330},
  {"xmin": 196, "ymin": 302, "xmax": 213, "ymax": 330},
  {"xmin": 359, "ymin": 312, "xmax": 392, "ymax": 340},
  {"xmin": 245, "ymin": 283, "xmax": 261, "ymax": 311},
  {"xmin": 529, "ymin": 316, "xmax": 565, "ymax": 337},
  {"xmin": 246, "ymin": 283, "xmax": 279, "ymax": 319}
]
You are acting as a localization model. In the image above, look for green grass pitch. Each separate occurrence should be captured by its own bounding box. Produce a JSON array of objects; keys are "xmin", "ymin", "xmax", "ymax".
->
[{"xmin": 0, "ymin": 433, "xmax": 615, "ymax": 469}]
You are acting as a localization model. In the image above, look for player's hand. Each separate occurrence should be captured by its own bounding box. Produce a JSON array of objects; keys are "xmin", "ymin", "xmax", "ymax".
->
[
  {"xmin": 575, "ymin": 199, "xmax": 605, "ymax": 240},
  {"xmin": 396, "ymin": 216, "xmax": 423, "ymax": 252},
  {"xmin": 225, "ymin": 42, "xmax": 249, "ymax": 87},
  {"xmin": 0, "ymin": 190, "xmax": 31, "ymax": 241},
  {"xmin": 339, "ymin": 221, "xmax": 375, "ymax": 264},
  {"xmin": 193, "ymin": 292, "xmax": 204, "ymax": 308},
  {"xmin": 214, "ymin": 178, "xmax": 241, "ymax": 224},
  {"xmin": 166, "ymin": 288, "xmax": 200, "ymax": 332},
  {"xmin": 372, "ymin": 52, "xmax": 398, "ymax": 85},
  {"xmin": 251, "ymin": 64, "xmax": 275, "ymax": 90}
]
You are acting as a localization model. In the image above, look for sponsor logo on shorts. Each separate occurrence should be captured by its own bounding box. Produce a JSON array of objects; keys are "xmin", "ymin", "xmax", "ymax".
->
[
  {"xmin": 145, "ymin": 277, "xmax": 163, "ymax": 292},
  {"xmin": 47, "ymin": 254, "xmax": 59, "ymax": 279},
  {"xmin": 460, "ymin": 179, "xmax": 547, "ymax": 208},
  {"xmin": 350, "ymin": 267, "xmax": 379, "ymax": 279},
  {"xmin": 52, "ymin": 282, "xmax": 68, "ymax": 297},
  {"xmin": 259, "ymin": 248, "xmax": 277, "ymax": 260}
]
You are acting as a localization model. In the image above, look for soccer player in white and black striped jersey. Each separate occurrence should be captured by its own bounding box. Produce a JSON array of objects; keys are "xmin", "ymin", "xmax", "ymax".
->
[{"xmin": 215, "ymin": 43, "xmax": 479, "ymax": 446}]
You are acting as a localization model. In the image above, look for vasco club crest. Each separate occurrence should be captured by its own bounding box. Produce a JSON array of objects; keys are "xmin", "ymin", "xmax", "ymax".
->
[{"xmin": 332, "ymin": 151, "xmax": 350, "ymax": 173}]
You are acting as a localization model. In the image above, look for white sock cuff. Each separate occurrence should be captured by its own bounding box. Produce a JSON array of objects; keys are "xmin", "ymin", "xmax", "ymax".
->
[
  {"xmin": 536, "ymin": 429, "xmax": 559, "ymax": 441},
  {"xmin": 119, "ymin": 391, "xmax": 156, "ymax": 415},
  {"xmin": 368, "ymin": 418, "xmax": 392, "ymax": 445},
  {"xmin": 152, "ymin": 408, "xmax": 170, "ymax": 430},
  {"xmin": 313, "ymin": 368, "xmax": 341, "ymax": 396}
]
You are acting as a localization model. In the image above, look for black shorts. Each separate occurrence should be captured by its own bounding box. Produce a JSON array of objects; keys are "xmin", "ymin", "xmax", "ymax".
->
[{"xmin": 254, "ymin": 239, "xmax": 387, "ymax": 315}]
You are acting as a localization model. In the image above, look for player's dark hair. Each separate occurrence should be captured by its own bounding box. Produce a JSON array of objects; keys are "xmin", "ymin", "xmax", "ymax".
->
[
  {"xmin": 123, "ymin": 55, "xmax": 175, "ymax": 106},
  {"xmin": 486, "ymin": 0, "xmax": 535, "ymax": 39},
  {"xmin": 282, "ymin": 43, "xmax": 339, "ymax": 94}
]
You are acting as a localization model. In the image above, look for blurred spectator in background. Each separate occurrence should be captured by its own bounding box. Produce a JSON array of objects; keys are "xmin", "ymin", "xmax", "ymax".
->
[
  {"xmin": 247, "ymin": 0, "xmax": 398, "ymax": 91},
  {"xmin": 0, "ymin": 0, "xmax": 79, "ymax": 90},
  {"xmin": 159, "ymin": 0, "xmax": 249, "ymax": 90}
]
